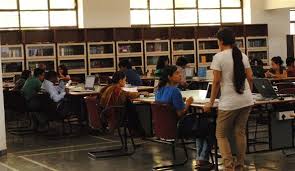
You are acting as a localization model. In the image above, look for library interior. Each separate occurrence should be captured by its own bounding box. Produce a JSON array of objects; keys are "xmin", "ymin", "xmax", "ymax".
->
[{"xmin": 1, "ymin": 0, "xmax": 295, "ymax": 171}]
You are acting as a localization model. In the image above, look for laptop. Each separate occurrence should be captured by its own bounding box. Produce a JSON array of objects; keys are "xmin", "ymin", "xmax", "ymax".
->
[
  {"xmin": 194, "ymin": 83, "xmax": 220, "ymax": 104},
  {"xmin": 185, "ymin": 67, "xmax": 195, "ymax": 79},
  {"xmin": 253, "ymin": 78, "xmax": 288, "ymax": 99},
  {"xmin": 84, "ymin": 75, "xmax": 96, "ymax": 90}
]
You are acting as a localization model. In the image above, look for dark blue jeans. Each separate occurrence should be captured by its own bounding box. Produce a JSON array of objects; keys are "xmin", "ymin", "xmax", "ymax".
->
[{"xmin": 196, "ymin": 138, "xmax": 212, "ymax": 161}]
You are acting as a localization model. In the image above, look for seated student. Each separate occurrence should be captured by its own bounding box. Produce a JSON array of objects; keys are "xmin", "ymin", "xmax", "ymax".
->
[
  {"xmin": 118, "ymin": 59, "xmax": 142, "ymax": 86},
  {"xmin": 265, "ymin": 56, "xmax": 287, "ymax": 79},
  {"xmin": 58, "ymin": 64, "xmax": 71, "ymax": 81},
  {"xmin": 286, "ymin": 57, "xmax": 295, "ymax": 77},
  {"xmin": 155, "ymin": 66, "xmax": 213, "ymax": 169},
  {"xmin": 41, "ymin": 71, "xmax": 67, "ymax": 103},
  {"xmin": 38, "ymin": 63, "xmax": 47, "ymax": 71},
  {"xmin": 176, "ymin": 57, "xmax": 189, "ymax": 87},
  {"xmin": 155, "ymin": 56, "xmax": 169, "ymax": 77},
  {"xmin": 250, "ymin": 58, "xmax": 265, "ymax": 78},
  {"xmin": 22, "ymin": 68, "xmax": 45, "ymax": 109},
  {"xmin": 13, "ymin": 70, "xmax": 31, "ymax": 91},
  {"xmin": 99, "ymin": 71, "xmax": 146, "ymax": 135}
]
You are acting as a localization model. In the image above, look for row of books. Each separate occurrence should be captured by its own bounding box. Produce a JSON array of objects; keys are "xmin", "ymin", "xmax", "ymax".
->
[
  {"xmin": 1, "ymin": 48, "xmax": 22, "ymax": 58},
  {"xmin": 89, "ymin": 45, "xmax": 114, "ymax": 55},
  {"xmin": 59, "ymin": 46, "xmax": 85, "ymax": 56},
  {"xmin": 146, "ymin": 43, "xmax": 169, "ymax": 52},
  {"xmin": 28, "ymin": 47, "xmax": 54, "ymax": 57},
  {"xmin": 173, "ymin": 42, "xmax": 194, "ymax": 51},
  {"xmin": 248, "ymin": 39, "xmax": 267, "ymax": 48},
  {"xmin": 90, "ymin": 58, "xmax": 114, "ymax": 68}
]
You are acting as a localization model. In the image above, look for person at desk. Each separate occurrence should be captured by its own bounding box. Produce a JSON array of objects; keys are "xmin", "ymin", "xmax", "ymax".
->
[
  {"xmin": 13, "ymin": 70, "xmax": 31, "ymax": 91},
  {"xmin": 250, "ymin": 58, "xmax": 265, "ymax": 78},
  {"xmin": 42, "ymin": 71, "xmax": 67, "ymax": 103},
  {"xmin": 286, "ymin": 57, "xmax": 295, "ymax": 77},
  {"xmin": 22, "ymin": 68, "xmax": 45, "ymax": 109},
  {"xmin": 99, "ymin": 71, "xmax": 146, "ymax": 136},
  {"xmin": 118, "ymin": 59, "xmax": 142, "ymax": 86},
  {"xmin": 265, "ymin": 56, "xmax": 287, "ymax": 79},
  {"xmin": 176, "ymin": 57, "xmax": 189, "ymax": 87},
  {"xmin": 204, "ymin": 28, "xmax": 254, "ymax": 171},
  {"xmin": 155, "ymin": 66, "xmax": 213, "ymax": 169},
  {"xmin": 155, "ymin": 56, "xmax": 169, "ymax": 77},
  {"xmin": 58, "ymin": 65, "xmax": 71, "ymax": 81}
]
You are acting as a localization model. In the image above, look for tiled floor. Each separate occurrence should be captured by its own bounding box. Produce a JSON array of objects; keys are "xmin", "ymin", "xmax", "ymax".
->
[{"xmin": 1, "ymin": 132, "xmax": 295, "ymax": 171}]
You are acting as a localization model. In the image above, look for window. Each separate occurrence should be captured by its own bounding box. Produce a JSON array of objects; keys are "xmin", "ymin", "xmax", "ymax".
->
[
  {"xmin": 130, "ymin": 0, "xmax": 243, "ymax": 26},
  {"xmin": 0, "ymin": 0, "xmax": 78, "ymax": 29},
  {"xmin": 291, "ymin": 9, "xmax": 295, "ymax": 35}
]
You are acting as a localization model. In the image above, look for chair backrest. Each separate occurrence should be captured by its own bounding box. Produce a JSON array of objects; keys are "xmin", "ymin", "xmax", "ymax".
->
[
  {"xmin": 3, "ymin": 90, "xmax": 27, "ymax": 113},
  {"xmin": 84, "ymin": 95, "xmax": 102, "ymax": 129},
  {"xmin": 279, "ymin": 88, "xmax": 295, "ymax": 95},
  {"xmin": 277, "ymin": 82, "xmax": 295, "ymax": 91},
  {"xmin": 151, "ymin": 103, "xmax": 177, "ymax": 139}
]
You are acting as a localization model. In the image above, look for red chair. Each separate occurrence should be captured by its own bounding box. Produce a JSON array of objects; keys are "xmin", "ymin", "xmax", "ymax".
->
[
  {"xmin": 84, "ymin": 96, "xmax": 103, "ymax": 130},
  {"xmin": 278, "ymin": 88, "xmax": 295, "ymax": 95},
  {"xmin": 88, "ymin": 103, "xmax": 137, "ymax": 158},
  {"xmin": 151, "ymin": 103, "xmax": 217, "ymax": 170}
]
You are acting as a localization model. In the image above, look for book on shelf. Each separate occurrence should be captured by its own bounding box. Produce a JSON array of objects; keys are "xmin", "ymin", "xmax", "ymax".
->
[{"xmin": 1, "ymin": 48, "xmax": 21, "ymax": 58}]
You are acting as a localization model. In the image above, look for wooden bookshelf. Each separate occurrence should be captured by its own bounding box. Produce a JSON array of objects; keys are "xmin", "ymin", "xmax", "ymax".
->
[
  {"xmin": 25, "ymin": 43, "xmax": 56, "ymax": 71},
  {"xmin": 116, "ymin": 41, "xmax": 144, "ymax": 70},
  {"xmin": 57, "ymin": 43, "xmax": 86, "ymax": 74},
  {"xmin": 246, "ymin": 36, "xmax": 269, "ymax": 65},
  {"xmin": 172, "ymin": 39, "xmax": 196, "ymax": 69},
  {"xmin": 144, "ymin": 40, "xmax": 170, "ymax": 72},
  {"xmin": 1, "ymin": 44, "xmax": 24, "ymax": 78},
  {"xmin": 88, "ymin": 42, "xmax": 116, "ymax": 74},
  {"xmin": 197, "ymin": 38, "xmax": 219, "ymax": 68}
]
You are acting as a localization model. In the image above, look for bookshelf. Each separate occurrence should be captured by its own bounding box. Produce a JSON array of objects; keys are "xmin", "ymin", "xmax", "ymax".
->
[
  {"xmin": 88, "ymin": 42, "xmax": 116, "ymax": 74},
  {"xmin": 116, "ymin": 41, "xmax": 144, "ymax": 70},
  {"xmin": 197, "ymin": 37, "xmax": 246, "ymax": 69},
  {"xmin": 25, "ymin": 44, "xmax": 56, "ymax": 71},
  {"xmin": 171, "ymin": 39, "xmax": 196, "ymax": 69},
  {"xmin": 144, "ymin": 40, "xmax": 170, "ymax": 72},
  {"xmin": 246, "ymin": 36, "xmax": 269, "ymax": 65},
  {"xmin": 1, "ymin": 45, "xmax": 24, "ymax": 78},
  {"xmin": 197, "ymin": 38, "xmax": 219, "ymax": 68},
  {"xmin": 57, "ymin": 43, "xmax": 86, "ymax": 74}
]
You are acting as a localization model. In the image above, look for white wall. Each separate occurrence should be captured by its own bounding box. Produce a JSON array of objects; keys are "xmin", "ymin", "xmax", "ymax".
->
[
  {"xmin": 245, "ymin": 0, "xmax": 290, "ymax": 62},
  {"xmin": 0, "ymin": 44, "xmax": 7, "ymax": 153},
  {"xmin": 83, "ymin": 0, "xmax": 130, "ymax": 28},
  {"xmin": 265, "ymin": 0, "xmax": 295, "ymax": 10}
]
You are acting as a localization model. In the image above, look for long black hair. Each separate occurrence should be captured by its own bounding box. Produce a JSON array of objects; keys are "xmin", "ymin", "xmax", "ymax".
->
[
  {"xmin": 59, "ymin": 64, "xmax": 68, "ymax": 75},
  {"xmin": 271, "ymin": 56, "xmax": 284, "ymax": 74},
  {"xmin": 156, "ymin": 56, "xmax": 169, "ymax": 70},
  {"xmin": 216, "ymin": 28, "xmax": 246, "ymax": 94},
  {"xmin": 112, "ymin": 71, "xmax": 126, "ymax": 84},
  {"xmin": 158, "ymin": 66, "xmax": 178, "ymax": 89}
]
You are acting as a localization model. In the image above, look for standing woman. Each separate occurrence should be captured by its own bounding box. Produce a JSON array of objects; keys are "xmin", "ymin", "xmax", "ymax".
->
[
  {"xmin": 204, "ymin": 28, "xmax": 254, "ymax": 171},
  {"xmin": 58, "ymin": 65, "xmax": 71, "ymax": 81},
  {"xmin": 155, "ymin": 56, "xmax": 169, "ymax": 77}
]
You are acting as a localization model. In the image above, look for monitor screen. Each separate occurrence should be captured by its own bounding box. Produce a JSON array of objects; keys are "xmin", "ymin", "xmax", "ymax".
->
[
  {"xmin": 206, "ymin": 83, "xmax": 221, "ymax": 99},
  {"xmin": 85, "ymin": 76, "xmax": 95, "ymax": 89},
  {"xmin": 185, "ymin": 67, "xmax": 195, "ymax": 78}
]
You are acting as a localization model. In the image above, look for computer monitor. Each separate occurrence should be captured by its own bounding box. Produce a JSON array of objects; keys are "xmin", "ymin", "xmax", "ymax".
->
[
  {"xmin": 85, "ymin": 75, "xmax": 95, "ymax": 90},
  {"xmin": 185, "ymin": 67, "xmax": 195, "ymax": 78},
  {"xmin": 206, "ymin": 83, "xmax": 221, "ymax": 99},
  {"xmin": 253, "ymin": 78, "xmax": 277, "ymax": 98}
]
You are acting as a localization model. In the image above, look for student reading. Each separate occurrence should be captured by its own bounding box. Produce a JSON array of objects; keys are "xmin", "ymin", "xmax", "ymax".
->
[
  {"xmin": 203, "ymin": 28, "xmax": 254, "ymax": 171},
  {"xmin": 99, "ymin": 71, "xmax": 147, "ymax": 136},
  {"xmin": 286, "ymin": 57, "xmax": 295, "ymax": 77},
  {"xmin": 155, "ymin": 66, "xmax": 214, "ymax": 169},
  {"xmin": 265, "ymin": 56, "xmax": 287, "ymax": 79},
  {"xmin": 118, "ymin": 59, "xmax": 142, "ymax": 86}
]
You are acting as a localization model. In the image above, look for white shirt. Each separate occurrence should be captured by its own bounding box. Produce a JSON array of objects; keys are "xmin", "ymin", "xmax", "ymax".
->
[
  {"xmin": 41, "ymin": 80, "xmax": 66, "ymax": 103},
  {"xmin": 210, "ymin": 49, "xmax": 254, "ymax": 111}
]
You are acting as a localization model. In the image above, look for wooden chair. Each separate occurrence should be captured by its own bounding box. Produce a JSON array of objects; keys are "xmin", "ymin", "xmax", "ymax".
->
[
  {"xmin": 151, "ymin": 103, "xmax": 215, "ymax": 170},
  {"xmin": 88, "ymin": 103, "xmax": 137, "ymax": 158}
]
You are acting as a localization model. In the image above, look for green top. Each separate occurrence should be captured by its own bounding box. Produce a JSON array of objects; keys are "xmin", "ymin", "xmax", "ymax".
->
[
  {"xmin": 154, "ymin": 69, "xmax": 164, "ymax": 78},
  {"xmin": 21, "ymin": 77, "xmax": 42, "ymax": 100}
]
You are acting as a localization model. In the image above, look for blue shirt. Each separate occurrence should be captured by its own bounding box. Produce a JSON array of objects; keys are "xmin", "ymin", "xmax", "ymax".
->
[
  {"xmin": 155, "ymin": 86, "xmax": 185, "ymax": 111},
  {"xmin": 124, "ymin": 69, "xmax": 142, "ymax": 86}
]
